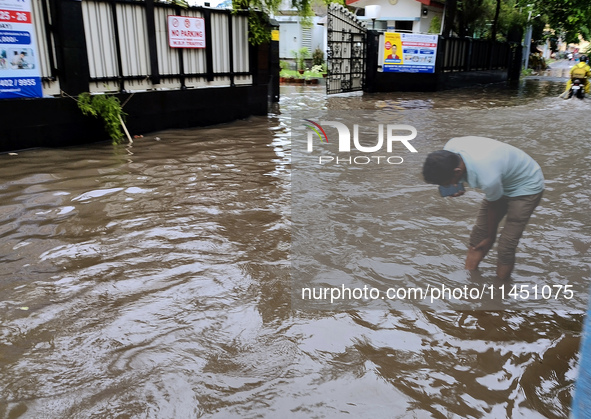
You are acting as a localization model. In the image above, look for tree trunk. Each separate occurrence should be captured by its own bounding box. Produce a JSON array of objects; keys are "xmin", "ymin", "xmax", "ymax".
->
[
  {"xmin": 442, "ymin": 0, "xmax": 457, "ymax": 37},
  {"xmin": 457, "ymin": 1, "xmax": 466, "ymax": 37},
  {"xmin": 491, "ymin": 0, "xmax": 501, "ymax": 40}
]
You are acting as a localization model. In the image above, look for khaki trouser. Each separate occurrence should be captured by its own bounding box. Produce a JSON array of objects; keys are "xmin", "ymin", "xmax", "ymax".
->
[{"xmin": 469, "ymin": 192, "xmax": 543, "ymax": 266}]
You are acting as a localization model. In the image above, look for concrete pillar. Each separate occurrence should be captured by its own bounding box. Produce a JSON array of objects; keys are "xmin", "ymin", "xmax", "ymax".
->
[{"xmin": 51, "ymin": 0, "xmax": 90, "ymax": 96}]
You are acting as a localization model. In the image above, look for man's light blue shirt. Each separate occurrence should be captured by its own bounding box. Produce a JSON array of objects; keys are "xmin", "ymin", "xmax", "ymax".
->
[{"xmin": 444, "ymin": 136, "xmax": 545, "ymax": 201}]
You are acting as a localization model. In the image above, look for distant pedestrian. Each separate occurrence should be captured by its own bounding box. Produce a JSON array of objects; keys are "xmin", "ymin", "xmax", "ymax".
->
[{"xmin": 422, "ymin": 136, "xmax": 545, "ymax": 280}]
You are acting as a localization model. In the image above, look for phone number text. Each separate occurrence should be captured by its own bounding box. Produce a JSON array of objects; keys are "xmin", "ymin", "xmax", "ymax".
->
[{"xmin": 0, "ymin": 78, "xmax": 37, "ymax": 87}]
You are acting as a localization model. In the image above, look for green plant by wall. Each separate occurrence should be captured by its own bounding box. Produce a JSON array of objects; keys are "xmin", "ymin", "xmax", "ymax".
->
[
  {"xmin": 77, "ymin": 92, "xmax": 127, "ymax": 144},
  {"xmin": 292, "ymin": 47, "xmax": 310, "ymax": 71},
  {"xmin": 521, "ymin": 67, "xmax": 534, "ymax": 77},
  {"xmin": 312, "ymin": 47, "xmax": 325, "ymax": 67},
  {"xmin": 245, "ymin": 10, "xmax": 272, "ymax": 45},
  {"xmin": 428, "ymin": 15, "xmax": 442, "ymax": 34}
]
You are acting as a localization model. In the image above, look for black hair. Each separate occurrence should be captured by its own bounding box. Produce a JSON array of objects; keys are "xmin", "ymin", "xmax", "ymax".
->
[
  {"xmin": 581, "ymin": 55, "xmax": 588, "ymax": 63},
  {"xmin": 422, "ymin": 150, "xmax": 460, "ymax": 185}
]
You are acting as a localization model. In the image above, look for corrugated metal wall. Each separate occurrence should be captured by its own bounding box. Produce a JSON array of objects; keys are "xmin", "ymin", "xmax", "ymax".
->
[
  {"xmin": 32, "ymin": 0, "xmax": 59, "ymax": 95},
  {"xmin": 82, "ymin": 1, "xmax": 120, "ymax": 92},
  {"xmin": 32, "ymin": 0, "xmax": 252, "ymax": 95}
]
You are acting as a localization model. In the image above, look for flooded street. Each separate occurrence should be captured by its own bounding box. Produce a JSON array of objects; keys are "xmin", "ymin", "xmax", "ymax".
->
[{"xmin": 1, "ymin": 79, "xmax": 590, "ymax": 418}]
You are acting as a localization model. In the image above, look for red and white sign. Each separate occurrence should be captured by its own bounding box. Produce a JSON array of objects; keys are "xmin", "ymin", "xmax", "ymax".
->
[
  {"xmin": 0, "ymin": 9, "xmax": 32, "ymax": 23},
  {"xmin": 167, "ymin": 16, "xmax": 206, "ymax": 49}
]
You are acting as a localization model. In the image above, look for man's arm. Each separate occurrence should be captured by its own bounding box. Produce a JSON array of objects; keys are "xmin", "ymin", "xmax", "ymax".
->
[{"xmin": 465, "ymin": 198, "xmax": 501, "ymax": 271}]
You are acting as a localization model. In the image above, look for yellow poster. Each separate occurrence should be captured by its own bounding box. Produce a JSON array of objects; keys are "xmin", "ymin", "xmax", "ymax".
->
[
  {"xmin": 384, "ymin": 32, "xmax": 403, "ymax": 64},
  {"xmin": 271, "ymin": 30, "xmax": 280, "ymax": 42}
]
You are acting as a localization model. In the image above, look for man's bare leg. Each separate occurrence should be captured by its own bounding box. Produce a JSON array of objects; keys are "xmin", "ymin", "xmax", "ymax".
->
[
  {"xmin": 465, "ymin": 246, "xmax": 487, "ymax": 271},
  {"xmin": 496, "ymin": 263, "xmax": 513, "ymax": 281}
]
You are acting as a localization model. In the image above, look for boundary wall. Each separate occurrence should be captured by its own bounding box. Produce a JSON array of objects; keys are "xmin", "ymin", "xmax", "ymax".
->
[{"xmin": 1, "ymin": 0, "xmax": 276, "ymax": 152}]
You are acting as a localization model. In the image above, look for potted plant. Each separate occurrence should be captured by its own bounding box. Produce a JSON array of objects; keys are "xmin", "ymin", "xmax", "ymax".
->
[
  {"xmin": 310, "ymin": 64, "xmax": 324, "ymax": 82},
  {"xmin": 312, "ymin": 47, "xmax": 324, "ymax": 67},
  {"xmin": 296, "ymin": 47, "xmax": 309, "ymax": 74},
  {"xmin": 312, "ymin": 47, "xmax": 327, "ymax": 77}
]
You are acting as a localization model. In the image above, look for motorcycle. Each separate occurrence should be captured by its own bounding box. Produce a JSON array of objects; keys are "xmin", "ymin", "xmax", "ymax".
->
[{"xmin": 567, "ymin": 78, "xmax": 585, "ymax": 99}]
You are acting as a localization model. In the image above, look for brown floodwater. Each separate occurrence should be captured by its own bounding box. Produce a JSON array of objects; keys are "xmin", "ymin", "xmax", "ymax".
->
[{"xmin": 0, "ymin": 79, "xmax": 589, "ymax": 418}]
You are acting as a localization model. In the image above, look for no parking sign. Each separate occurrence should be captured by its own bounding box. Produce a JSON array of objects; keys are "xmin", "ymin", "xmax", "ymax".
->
[{"xmin": 167, "ymin": 15, "xmax": 206, "ymax": 49}]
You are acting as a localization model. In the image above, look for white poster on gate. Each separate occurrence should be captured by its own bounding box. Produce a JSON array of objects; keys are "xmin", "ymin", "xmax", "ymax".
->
[
  {"xmin": 0, "ymin": 0, "xmax": 43, "ymax": 98},
  {"xmin": 383, "ymin": 32, "xmax": 438, "ymax": 74}
]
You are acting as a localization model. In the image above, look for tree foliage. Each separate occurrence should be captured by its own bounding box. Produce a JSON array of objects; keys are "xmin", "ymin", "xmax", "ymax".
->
[
  {"xmin": 443, "ymin": 0, "xmax": 526, "ymax": 41},
  {"xmin": 443, "ymin": 0, "xmax": 590, "ymax": 46},
  {"xmin": 517, "ymin": 0, "xmax": 591, "ymax": 44},
  {"xmin": 233, "ymin": 0, "xmax": 280, "ymax": 45},
  {"xmin": 233, "ymin": 0, "xmax": 343, "ymax": 45}
]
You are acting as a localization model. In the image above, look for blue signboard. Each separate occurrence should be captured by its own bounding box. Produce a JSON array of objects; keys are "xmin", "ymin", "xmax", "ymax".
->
[{"xmin": 0, "ymin": 0, "xmax": 43, "ymax": 99}]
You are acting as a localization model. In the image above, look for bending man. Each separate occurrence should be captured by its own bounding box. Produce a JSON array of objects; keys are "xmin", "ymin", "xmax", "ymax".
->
[{"xmin": 422, "ymin": 136, "xmax": 545, "ymax": 280}]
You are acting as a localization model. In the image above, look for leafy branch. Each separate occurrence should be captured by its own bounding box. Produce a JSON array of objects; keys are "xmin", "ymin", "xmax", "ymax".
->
[{"xmin": 77, "ymin": 93, "xmax": 130, "ymax": 145}]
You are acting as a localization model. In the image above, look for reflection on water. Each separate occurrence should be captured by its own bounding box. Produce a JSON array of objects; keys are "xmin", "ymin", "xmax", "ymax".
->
[{"xmin": 0, "ymin": 79, "xmax": 589, "ymax": 418}]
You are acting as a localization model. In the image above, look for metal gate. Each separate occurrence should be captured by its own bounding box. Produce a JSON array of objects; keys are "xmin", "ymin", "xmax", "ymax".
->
[{"xmin": 326, "ymin": 3, "xmax": 367, "ymax": 95}]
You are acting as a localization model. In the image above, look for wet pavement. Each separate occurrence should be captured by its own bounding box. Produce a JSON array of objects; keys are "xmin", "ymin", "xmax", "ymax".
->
[{"xmin": 524, "ymin": 58, "xmax": 575, "ymax": 82}]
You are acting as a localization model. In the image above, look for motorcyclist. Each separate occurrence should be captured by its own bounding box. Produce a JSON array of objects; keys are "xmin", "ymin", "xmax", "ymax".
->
[{"xmin": 565, "ymin": 55, "xmax": 591, "ymax": 95}]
